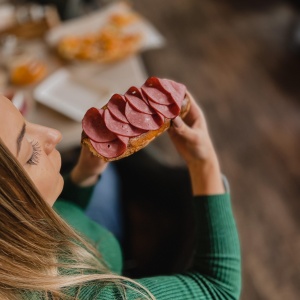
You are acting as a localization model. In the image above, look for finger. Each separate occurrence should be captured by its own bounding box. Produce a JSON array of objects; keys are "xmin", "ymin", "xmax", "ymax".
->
[
  {"xmin": 81, "ymin": 144, "xmax": 94, "ymax": 157},
  {"xmin": 183, "ymin": 91, "xmax": 204, "ymax": 126},
  {"xmin": 170, "ymin": 116, "xmax": 197, "ymax": 140}
]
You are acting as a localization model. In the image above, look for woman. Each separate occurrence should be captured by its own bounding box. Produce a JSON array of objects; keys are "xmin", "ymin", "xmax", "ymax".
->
[{"xmin": 0, "ymin": 92, "xmax": 241, "ymax": 299}]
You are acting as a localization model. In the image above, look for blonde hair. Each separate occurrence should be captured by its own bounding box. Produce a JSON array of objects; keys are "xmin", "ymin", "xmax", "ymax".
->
[{"xmin": 0, "ymin": 138, "xmax": 154, "ymax": 300}]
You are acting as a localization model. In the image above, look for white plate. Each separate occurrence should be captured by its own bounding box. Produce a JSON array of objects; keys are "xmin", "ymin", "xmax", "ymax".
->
[
  {"xmin": 33, "ymin": 55, "xmax": 148, "ymax": 122},
  {"xmin": 46, "ymin": 2, "xmax": 165, "ymax": 52}
]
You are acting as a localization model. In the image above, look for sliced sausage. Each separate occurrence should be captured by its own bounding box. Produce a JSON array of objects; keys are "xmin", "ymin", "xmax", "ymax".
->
[
  {"xmin": 104, "ymin": 108, "xmax": 146, "ymax": 137},
  {"xmin": 107, "ymin": 94, "xmax": 129, "ymax": 123},
  {"xmin": 125, "ymin": 93, "xmax": 155, "ymax": 115},
  {"xmin": 159, "ymin": 78, "xmax": 185, "ymax": 108},
  {"xmin": 126, "ymin": 86, "xmax": 144, "ymax": 99},
  {"xmin": 144, "ymin": 77, "xmax": 179, "ymax": 108},
  {"xmin": 170, "ymin": 80, "xmax": 186, "ymax": 101},
  {"xmin": 141, "ymin": 85, "xmax": 173, "ymax": 105},
  {"xmin": 82, "ymin": 107, "xmax": 117, "ymax": 142},
  {"xmin": 90, "ymin": 135, "xmax": 129, "ymax": 158},
  {"xmin": 125, "ymin": 102, "xmax": 164, "ymax": 130},
  {"xmin": 147, "ymin": 98, "xmax": 180, "ymax": 119}
]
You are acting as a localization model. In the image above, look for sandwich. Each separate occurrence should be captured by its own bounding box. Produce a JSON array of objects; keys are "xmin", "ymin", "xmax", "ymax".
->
[{"xmin": 82, "ymin": 76, "xmax": 190, "ymax": 161}]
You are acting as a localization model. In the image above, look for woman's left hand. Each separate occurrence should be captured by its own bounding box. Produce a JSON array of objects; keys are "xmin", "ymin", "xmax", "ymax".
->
[{"xmin": 70, "ymin": 145, "xmax": 109, "ymax": 187}]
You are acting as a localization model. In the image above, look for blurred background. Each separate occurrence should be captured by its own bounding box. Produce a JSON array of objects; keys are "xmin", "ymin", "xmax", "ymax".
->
[
  {"xmin": 1, "ymin": 0, "xmax": 300, "ymax": 299},
  {"xmin": 129, "ymin": 2, "xmax": 300, "ymax": 300}
]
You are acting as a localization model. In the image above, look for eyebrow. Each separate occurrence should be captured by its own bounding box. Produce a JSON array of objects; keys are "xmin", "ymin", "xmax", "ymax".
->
[{"xmin": 16, "ymin": 123, "xmax": 26, "ymax": 157}]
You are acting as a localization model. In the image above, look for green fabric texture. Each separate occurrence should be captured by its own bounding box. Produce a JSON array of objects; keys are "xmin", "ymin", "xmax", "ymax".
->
[
  {"xmin": 54, "ymin": 201, "xmax": 123, "ymax": 275},
  {"xmin": 59, "ymin": 174, "xmax": 96, "ymax": 210},
  {"xmin": 54, "ymin": 177, "xmax": 241, "ymax": 300}
]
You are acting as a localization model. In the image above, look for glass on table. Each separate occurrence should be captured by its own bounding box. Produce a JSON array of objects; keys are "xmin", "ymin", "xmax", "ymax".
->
[{"xmin": 0, "ymin": 34, "xmax": 48, "ymax": 87}]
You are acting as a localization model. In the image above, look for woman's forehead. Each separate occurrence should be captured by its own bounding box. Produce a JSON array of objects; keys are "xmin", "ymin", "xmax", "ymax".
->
[
  {"xmin": 0, "ymin": 95, "xmax": 25, "ymax": 155},
  {"xmin": 0, "ymin": 95, "xmax": 23, "ymax": 118}
]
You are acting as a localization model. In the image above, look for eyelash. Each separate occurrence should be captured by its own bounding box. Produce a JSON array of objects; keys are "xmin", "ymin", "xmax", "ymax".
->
[{"xmin": 27, "ymin": 140, "xmax": 41, "ymax": 165}]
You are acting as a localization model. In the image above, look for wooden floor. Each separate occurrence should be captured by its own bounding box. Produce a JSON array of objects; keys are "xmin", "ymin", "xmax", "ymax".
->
[{"xmin": 123, "ymin": 0, "xmax": 300, "ymax": 299}]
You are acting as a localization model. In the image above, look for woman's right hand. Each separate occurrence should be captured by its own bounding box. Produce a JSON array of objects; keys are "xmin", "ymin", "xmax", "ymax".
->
[
  {"xmin": 70, "ymin": 144, "xmax": 108, "ymax": 187},
  {"xmin": 168, "ymin": 91, "xmax": 225, "ymax": 195}
]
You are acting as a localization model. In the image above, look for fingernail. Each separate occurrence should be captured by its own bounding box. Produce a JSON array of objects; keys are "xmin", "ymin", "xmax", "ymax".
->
[{"xmin": 172, "ymin": 116, "xmax": 183, "ymax": 128}]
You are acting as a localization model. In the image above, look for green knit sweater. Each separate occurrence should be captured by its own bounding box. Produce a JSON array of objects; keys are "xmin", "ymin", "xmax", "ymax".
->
[{"xmin": 54, "ymin": 175, "xmax": 241, "ymax": 300}]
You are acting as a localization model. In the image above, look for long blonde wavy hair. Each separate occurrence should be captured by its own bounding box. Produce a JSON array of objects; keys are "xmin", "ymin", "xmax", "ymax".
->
[{"xmin": 0, "ymin": 138, "xmax": 154, "ymax": 300}]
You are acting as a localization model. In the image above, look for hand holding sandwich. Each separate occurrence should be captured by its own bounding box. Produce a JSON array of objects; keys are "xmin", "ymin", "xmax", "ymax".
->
[
  {"xmin": 70, "ymin": 145, "xmax": 108, "ymax": 187},
  {"xmin": 168, "ymin": 92, "xmax": 225, "ymax": 196}
]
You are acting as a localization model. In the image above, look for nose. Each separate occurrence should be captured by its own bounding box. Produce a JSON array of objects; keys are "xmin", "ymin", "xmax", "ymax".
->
[
  {"xmin": 28, "ymin": 123, "xmax": 62, "ymax": 155},
  {"xmin": 43, "ymin": 127, "xmax": 62, "ymax": 155}
]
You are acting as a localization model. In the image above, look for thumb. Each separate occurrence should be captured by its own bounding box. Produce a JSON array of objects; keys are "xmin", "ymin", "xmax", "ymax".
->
[
  {"xmin": 172, "ymin": 116, "xmax": 184, "ymax": 129},
  {"xmin": 170, "ymin": 116, "xmax": 192, "ymax": 137},
  {"xmin": 170, "ymin": 116, "xmax": 198, "ymax": 141}
]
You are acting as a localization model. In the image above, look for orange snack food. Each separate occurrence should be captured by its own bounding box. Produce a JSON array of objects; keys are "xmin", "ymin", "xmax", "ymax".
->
[
  {"xmin": 57, "ymin": 13, "xmax": 142, "ymax": 63},
  {"xmin": 10, "ymin": 59, "xmax": 47, "ymax": 86}
]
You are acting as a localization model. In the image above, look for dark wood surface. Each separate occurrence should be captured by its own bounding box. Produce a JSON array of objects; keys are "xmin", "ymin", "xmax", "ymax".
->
[{"xmin": 124, "ymin": 0, "xmax": 300, "ymax": 299}]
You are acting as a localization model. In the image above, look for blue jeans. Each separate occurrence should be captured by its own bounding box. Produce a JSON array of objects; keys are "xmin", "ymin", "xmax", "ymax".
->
[{"xmin": 85, "ymin": 164, "xmax": 123, "ymax": 242}]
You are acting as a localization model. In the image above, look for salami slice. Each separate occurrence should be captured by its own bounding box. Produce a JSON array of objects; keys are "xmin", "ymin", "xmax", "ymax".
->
[
  {"xmin": 107, "ymin": 94, "xmax": 129, "ymax": 123},
  {"xmin": 145, "ymin": 77, "xmax": 183, "ymax": 108},
  {"xmin": 82, "ymin": 107, "xmax": 117, "ymax": 142},
  {"xmin": 126, "ymin": 86, "xmax": 144, "ymax": 98},
  {"xmin": 125, "ymin": 91, "xmax": 155, "ymax": 115},
  {"xmin": 147, "ymin": 98, "xmax": 180, "ymax": 119},
  {"xmin": 141, "ymin": 85, "xmax": 173, "ymax": 105},
  {"xmin": 144, "ymin": 76, "xmax": 161, "ymax": 89},
  {"xmin": 159, "ymin": 78, "xmax": 184, "ymax": 108},
  {"xmin": 170, "ymin": 80, "xmax": 186, "ymax": 101},
  {"xmin": 104, "ymin": 108, "xmax": 146, "ymax": 137},
  {"xmin": 90, "ymin": 135, "xmax": 129, "ymax": 158},
  {"xmin": 98, "ymin": 109, "xmax": 104, "ymax": 117},
  {"xmin": 125, "ymin": 102, "xmax": 164, "ymax": 130},
  {"xmin": 117, "ymin": 134, "xmax": 130, "ymax": 145}
]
